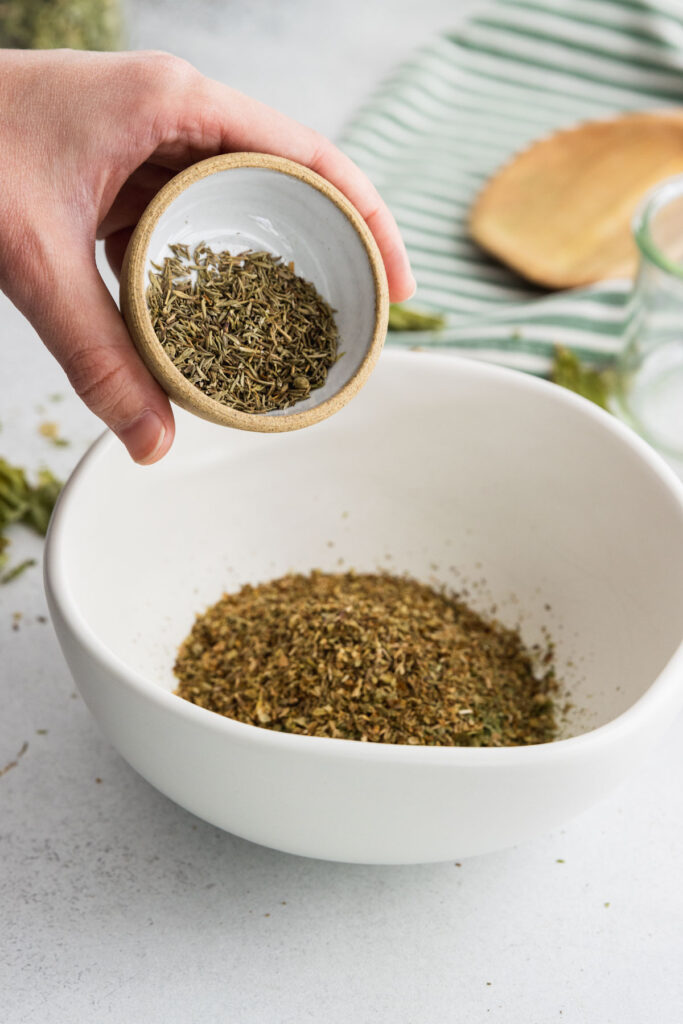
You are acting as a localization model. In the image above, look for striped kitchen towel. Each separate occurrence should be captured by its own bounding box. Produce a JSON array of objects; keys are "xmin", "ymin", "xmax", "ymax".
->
[{"xmin": 340, "ymin": 0, "xmax": 683, "ymax": 374}]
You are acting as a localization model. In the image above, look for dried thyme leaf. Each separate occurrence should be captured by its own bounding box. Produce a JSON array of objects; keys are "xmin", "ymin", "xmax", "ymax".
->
[
  {"xmin": 147, "ymin": 246, "xmax": 340, "ymax": 414},
  {"xmin": 174, "ymin": 571, "xmax": 559, "ymax": 747},
  {"xmin": 1, "ymin": 558, "xmax": 37, "ymax": 585},
  {"xmin": 388, "ymin": 304, "xmax": 446, "ymax": 332},
  {"xmin": 0, "ymin": 536, "xmax": 9, "ymax": 574},
  {"xmin": 0, "ymin": 740, "xmax": 28, "ymax": 777},
  {"xmin": 38, "ymin": 421, "xmax": 70, "ymax": 447},
  {"xmin": 551, "ymin": 346, "xmax": 615, "ymax": 411},
  {"xmin": 21, "ymin": 469, "xmax": 62, "ymax": 535}
]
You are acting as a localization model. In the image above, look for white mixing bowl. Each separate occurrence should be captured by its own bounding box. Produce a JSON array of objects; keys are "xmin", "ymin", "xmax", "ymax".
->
[{"xmin": 45, "ymin": 351, "xmax": 683, "ymax": 864}]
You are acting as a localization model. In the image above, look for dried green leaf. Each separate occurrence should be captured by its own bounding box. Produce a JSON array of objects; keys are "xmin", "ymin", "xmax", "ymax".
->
[
  {"xmin": 1, "ymin": 558, "xmax": 38, "ymax": 585},
  {"xmin": 551, "ymin": 346, "xmax": 615, "ymax": 411},
  {"xmin": 388, "ymin": 304, "xmax": 446, "ymax": 332},
  {"xmin": 0, "ymin": 458, "xmax": 62, "ymax": 583}
]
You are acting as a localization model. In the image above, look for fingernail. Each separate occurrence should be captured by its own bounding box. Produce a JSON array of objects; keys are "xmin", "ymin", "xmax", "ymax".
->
[
  {"xmin": 117, "ymin": 410, "xmax": 166, "ymax": 465},
  {"xmin": 407, "ymin": 274, "xmax": 418, "ymax": 299}
]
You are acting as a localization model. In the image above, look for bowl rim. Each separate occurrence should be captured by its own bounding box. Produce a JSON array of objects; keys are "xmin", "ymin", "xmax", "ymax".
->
[
  {"xmin": 44, "ymin": 349, "xmax": 683, "ymax": 766},
  {"xmin": 120, "ymin": 152, "xmax": 389, "ymax": 433}
]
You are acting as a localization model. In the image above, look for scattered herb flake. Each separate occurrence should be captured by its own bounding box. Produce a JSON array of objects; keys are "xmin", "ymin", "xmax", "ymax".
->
[
  {"xmin": 0, "ymin": 740, "xmax": 28, "ymax": 777},
  {"xmin": 1, "ymin": 558, "xmax": 37, "ymax": 585},
  {"xmin": 38, "ymin": 421, "xmax": 69, "ymax": 447}
]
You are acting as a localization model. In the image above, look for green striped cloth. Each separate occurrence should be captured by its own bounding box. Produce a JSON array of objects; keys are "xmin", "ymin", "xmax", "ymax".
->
[{"xmin": 340, "ymin": 0, "xmax": 683, "ymax": 374}]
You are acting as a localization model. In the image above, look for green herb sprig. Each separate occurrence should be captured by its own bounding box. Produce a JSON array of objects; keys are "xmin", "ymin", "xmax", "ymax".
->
[
  {"xmin": 551, "ymin": 346, "xmax": 616, "ymax": 411},
  {"xmin": 0, "ymin": 458, "xmax": 62, "ymax": 583}
]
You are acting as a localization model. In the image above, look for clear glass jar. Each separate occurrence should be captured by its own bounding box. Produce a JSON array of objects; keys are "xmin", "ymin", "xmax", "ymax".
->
[{"xmin": 612, "ymin": 175, "xmax": 683, "ymax": 468}]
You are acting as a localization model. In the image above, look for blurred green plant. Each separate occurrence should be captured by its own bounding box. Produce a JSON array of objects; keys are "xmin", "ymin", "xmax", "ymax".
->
[
  {"xmin": 551, "ymin": 346, "xmax": 616, "ymax": 412},
  {"xmin": 388, "ymin": 304, "xmax": 446, "ymax": 332},
  {"xmin": 0, "ymin": 0, "xmax": 123, "ymax": 50}
]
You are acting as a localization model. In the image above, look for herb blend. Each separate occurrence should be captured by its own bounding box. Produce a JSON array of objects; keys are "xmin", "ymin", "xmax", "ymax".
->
[
  {"xmin": 174, "ymin": 571, "xmax": 558, "ymax": 747},
  {"xmin": 147, "ymin": 244, "xmax": 339, "ymax": 413}
]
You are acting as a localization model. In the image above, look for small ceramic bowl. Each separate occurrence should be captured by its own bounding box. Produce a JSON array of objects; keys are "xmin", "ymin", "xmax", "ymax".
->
[
  {"xmin": 120, "ymin": 152, "xmax": 389, "ymax": 432},
  {"xmin": 45, "ymin": 351, "xmax": 683, "ymax": 864}
]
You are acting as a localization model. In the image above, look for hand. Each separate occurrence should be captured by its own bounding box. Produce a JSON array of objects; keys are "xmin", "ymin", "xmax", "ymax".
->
[{"xmin": 0, "ymin": 49, "xmax": 415, "ymax": 463}]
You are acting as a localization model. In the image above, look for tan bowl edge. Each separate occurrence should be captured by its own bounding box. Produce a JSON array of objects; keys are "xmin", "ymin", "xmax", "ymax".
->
[{"xmin": 120, "ymin": 152, "xmax": 389, "ymax": 433}]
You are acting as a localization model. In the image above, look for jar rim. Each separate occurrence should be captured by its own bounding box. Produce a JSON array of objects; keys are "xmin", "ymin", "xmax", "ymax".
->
[{"xmin": 633, "ymin": 173, "xmax": 683, "ymax": 281}]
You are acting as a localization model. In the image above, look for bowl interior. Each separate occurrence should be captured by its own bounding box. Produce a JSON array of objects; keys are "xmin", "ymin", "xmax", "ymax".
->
[
  {"xmin": 54, "ymin": 352, "xmax": 683, "ymax": 741},
  {"xmin": 142, "ymin": 165, "xmax": 377, "ymax": 416}
]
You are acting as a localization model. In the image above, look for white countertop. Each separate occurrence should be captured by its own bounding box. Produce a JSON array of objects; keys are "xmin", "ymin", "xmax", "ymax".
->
[{"xmin": 2, "ymin": 2, "xmax": 682, "ymax": 1020}]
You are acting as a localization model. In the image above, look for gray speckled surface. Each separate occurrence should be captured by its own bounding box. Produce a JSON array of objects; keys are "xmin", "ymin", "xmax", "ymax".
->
[{"xmin": 2, "ymin": 2, "xmax": 683, "ymax": 1021}]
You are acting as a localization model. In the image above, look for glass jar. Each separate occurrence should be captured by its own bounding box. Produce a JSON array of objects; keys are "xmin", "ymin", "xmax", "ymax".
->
[{"xmin": 612, "ymin": 175, "xmax": 683, "ymax": 468}]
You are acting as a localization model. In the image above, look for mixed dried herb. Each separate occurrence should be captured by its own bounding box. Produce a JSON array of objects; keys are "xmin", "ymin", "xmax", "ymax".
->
[
  {"xmin": 0, "ymin": 458, "xmax": 62, "ymax": 584},
  {"xmin": 147, "ymin": 244, "xmax": 339, "ymax": 414},
  {"xmin": 174, "ymin": 570, "xmax": 558, "ymax": 747}
]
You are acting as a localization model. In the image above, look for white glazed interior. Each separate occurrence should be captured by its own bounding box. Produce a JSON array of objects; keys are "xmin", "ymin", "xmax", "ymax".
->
[
  {"xmin": 143, "ymin": 166, "xmax": 377, "ymax": 415},
  {"xmin": 45, "ymin": 351, "xmax": 683, "ymax": 862}
]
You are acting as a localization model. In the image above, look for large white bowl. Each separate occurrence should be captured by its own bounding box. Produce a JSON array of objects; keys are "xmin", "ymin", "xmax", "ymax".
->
[{"xmin": 45, "ymin": 351, "xmax": 683, "ymax": 864}]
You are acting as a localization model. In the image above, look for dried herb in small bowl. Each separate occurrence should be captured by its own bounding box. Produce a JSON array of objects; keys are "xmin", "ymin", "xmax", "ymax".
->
[{"xmin": 147, "ymin": 244, "xmax": 339, "ymax": 414}]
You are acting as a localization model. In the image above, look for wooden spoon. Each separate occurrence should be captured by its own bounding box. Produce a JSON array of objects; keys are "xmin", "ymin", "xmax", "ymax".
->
[{"xmin": 470, "ymin": 112, "xmax": 683, "ymax": 289}]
